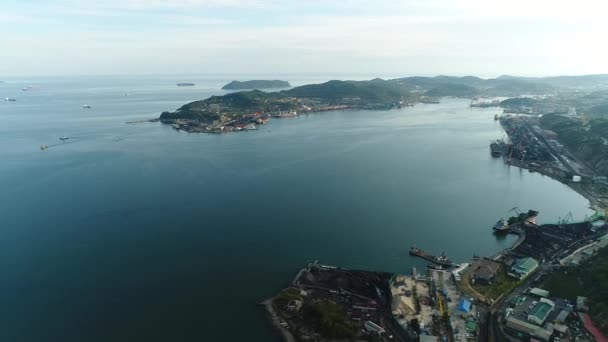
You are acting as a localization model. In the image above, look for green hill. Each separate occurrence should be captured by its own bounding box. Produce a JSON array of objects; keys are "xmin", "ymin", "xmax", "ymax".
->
[
  {"xmin": 544, "ymin": 245, "xmax": 608, "ymax": 335},
  {"xmin": 539, "ymin": 114, "xmax": 608, "ymax": 176},
  {"xmin": 221, "ymin": 80, "xmax": 291, "ymax": 90},
  {"xmin": 284, "ymin": 79, "xmax": 410, "ymax": 103}
]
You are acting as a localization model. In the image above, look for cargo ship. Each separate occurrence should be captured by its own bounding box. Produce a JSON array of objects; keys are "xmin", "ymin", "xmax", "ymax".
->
[
  {"xmin": 177, "ymin": 83, "xmax": 195, "ymax": 87},
  {"xmin": 493, "ymin": 219, "xmax": 509, "ymax": 234},
  {"xmin": 493, "ymin": 209, "xmax": 539, "ymax": 234},
  {"xmin": 490, "ymin": 140, "xmax": 503, "ymax": 157},
  {"xmin": 409, "ymin": 246, "xmax": 452, "ymax": 266}
]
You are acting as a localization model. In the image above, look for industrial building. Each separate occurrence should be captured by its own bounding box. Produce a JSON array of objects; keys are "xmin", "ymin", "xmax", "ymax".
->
[
  {"xmin": 527, "ymin": 299, "xmax": 555, "ymax": 325},
  {"xmin": 505, "ymin": 316, "xmax": 553, "ymax": 341},
  {"xmin": 472, "ymin": 263, "xmax": 500, "ymax": 284},
  {"xmin": 528, "ymin": 288, "xmax": 549, "ymax": 298},
  {"xmin": 509, "ymin": 257, "xmax": 539, "ymax": 279},
  {"xmin": 364, "ymin": 320, "xmax": 386, "ymax": 335}
]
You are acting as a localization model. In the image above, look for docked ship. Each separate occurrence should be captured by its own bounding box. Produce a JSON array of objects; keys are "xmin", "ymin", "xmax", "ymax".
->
[
  {"xmin": 409, "ymin": 246, "xmax": 452, "ymax": 266},
  {"xmin": 490, "ymin": 140, "xmax": 503, "ymax": 157},
  {"xmin": 427, "ymin": 264, "xmax": 450, "ymax": 271},
  {"xmin": 176, "ymin": 83, "xmax": 195, "ymax": 87},
  {"xmin": 492, "ymin": 219, "xmax": 509, "ymax": 234}
]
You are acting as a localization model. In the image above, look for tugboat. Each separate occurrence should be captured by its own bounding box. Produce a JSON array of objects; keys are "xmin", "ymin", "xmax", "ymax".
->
[
  {"xmin": 59, "ymin": 136, "xmax": 69, "ymax": 141},
  {"xmin": 4, "ymin": 97, "xmax": 16, "ymax": 102},
  {"xmin": 409, "ymin": 246, "xmax": 452, "ymax": 266},
  {"xmin": 82, "ymin": 104, "xmax": 91, "ymax": 109},
  {"xmin": 40, "ymin": 145, "xmax": 48, "ymax": 150}
]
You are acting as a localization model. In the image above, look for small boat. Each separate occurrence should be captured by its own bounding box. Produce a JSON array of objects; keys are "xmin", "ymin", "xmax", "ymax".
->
[
  {"xmin": 4, "ymin": 97, "xmax": 16, "ymax": 102},
  {"xmin": 176, "ymin": 83, "xmax": 195, "ymax": 87},
  {"xmin": 82, "ymin": 104, "xmax": 91, "ymax": 108},
  {"xmin": 40, "ymin": 145, "xmax": 48, "ymax": 150},
  {"xmin": 22, "ymin": 85, "xmax": 40, "ymax": 91},
  {"xmin": 59, "ymin": 136, "xmax": 69, "ymax": 141}
]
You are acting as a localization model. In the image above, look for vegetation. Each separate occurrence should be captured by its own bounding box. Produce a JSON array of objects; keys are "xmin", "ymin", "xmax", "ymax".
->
[
  {"xmin": 222, "ymin": 80, "xmax": 291, "ymax": 90},
  {"xmin": 500, "ymin": 97, "xmax": 537, "ymax": 108},
  {"xmin": 425, "ymin": 83, "xmax": 477, "ymax": 97},
  {"xmin": 543, "ymin": 245, "xmax": 608, "ymax": 334},
  {"xmin": 471, "ymin": 268, "xmax": 521, "ymax": 301},
  {"xmin": 302, "ymin": 300, "xmax": 357, "ymax": 339},
  {"xmin": 507, "ymin": 210, "xmax": 537, "ymax": 225},
  {"xmin": 286, "ymin": 79, "xmax": 411, "ymax": 103},
  {"xmin": 273, "ymin": 287, "xmax": 303, "ymax": 312},
  {"xmin": 160, "ymin": 90, "xmax": 290, "ymax": 121},
  {"xmin": 540, "ymin": 114, "xmax": 608, "ymax": 176}
]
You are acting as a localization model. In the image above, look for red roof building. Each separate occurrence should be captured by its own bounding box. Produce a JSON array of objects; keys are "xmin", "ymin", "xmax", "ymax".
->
[{"xmin": 580, "ymin": 313, "xmax": 608, "ymax": 342}]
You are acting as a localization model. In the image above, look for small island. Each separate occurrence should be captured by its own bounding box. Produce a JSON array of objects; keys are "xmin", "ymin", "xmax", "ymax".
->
[{"xmin": 222, "ymin": 80, "xmax": 291, "ymax": 90}]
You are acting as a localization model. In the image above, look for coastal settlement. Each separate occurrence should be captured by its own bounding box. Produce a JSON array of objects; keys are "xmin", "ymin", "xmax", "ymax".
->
[
  {"xmin": 261, "ymin": 99, "xmax": 608, "ymax": 342},
  {"xmin": 263, "ymin": 209, "xmax": 607, "ymax": 342}
]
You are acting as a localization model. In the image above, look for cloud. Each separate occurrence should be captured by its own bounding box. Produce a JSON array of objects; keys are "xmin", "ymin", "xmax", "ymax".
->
[
  {"xmin": 63, "ymin": 0, "xmax": 278, "ymax": 11},
  {"xmin": 1, "ymin": 0, "xmax": 607, "ymax": 76},
  {"xmin": 0, "ymin": 13, "xmax": 35, "ymax": 23},
  {"xmin": 160, "ymin": 15, "xmax": 237, "ymax": 26}
]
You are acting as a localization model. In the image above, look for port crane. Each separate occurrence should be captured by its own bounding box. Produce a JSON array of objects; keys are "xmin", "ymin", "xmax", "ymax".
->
[{"xmin": 558, "ymin": 211, "xmax": 573, "ymax": 224}]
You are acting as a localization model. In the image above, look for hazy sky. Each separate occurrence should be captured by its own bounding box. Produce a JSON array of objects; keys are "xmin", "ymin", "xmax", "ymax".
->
[{"xmin": 1, "ymin": 0, "xmax": 607, "ymax": 77}]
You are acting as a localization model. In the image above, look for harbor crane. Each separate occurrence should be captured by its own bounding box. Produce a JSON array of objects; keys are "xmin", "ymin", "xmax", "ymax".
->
[
  {"xmin": 509, "ymin": 207, "xmax": 521, "ymax": 216},
  {"xmin": 559, "ymin": 211, "xmax": 573, "ymax": 224}
]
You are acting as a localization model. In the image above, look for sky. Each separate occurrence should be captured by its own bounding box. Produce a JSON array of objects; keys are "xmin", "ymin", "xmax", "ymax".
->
[{"xmin": 1, "ymin": 0, "xmax": 607, "ymax": 77}]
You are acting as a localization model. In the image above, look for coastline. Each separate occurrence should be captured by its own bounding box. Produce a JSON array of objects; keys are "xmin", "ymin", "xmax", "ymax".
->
[
  {"xmin": 505, "ymin": 159, "xmax": 605, "ymax": 209},
  {"xmin": 260, "ymin": 296, "xmax": 296, "ymax": 342}
]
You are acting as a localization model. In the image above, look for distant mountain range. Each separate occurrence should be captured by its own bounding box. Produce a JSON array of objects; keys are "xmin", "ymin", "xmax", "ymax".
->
[{"xmin": 162, "ymin": 74, "xmax": 608, "ymax": 122}]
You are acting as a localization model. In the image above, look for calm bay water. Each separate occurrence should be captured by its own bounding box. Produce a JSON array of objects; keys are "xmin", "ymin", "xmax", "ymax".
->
[{"xmin": 0, "ymin": 76, "xmax": 593, "ymax": 341}]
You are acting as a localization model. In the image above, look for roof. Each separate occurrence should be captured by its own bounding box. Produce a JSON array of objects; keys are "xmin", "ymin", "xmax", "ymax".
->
[
  {"xmin": 580, "ymin": 313, "xmax": 608, "ymax": 342},
  {"xmin": 505, "ymin": 317, "xmax": 553, "ymax": 340},
  {"xmin": 466, "ymin": 321, "xmax": 478, "ymax": 331},
  {"xmin": 474, "ymin": 266, "xmax": 497, "ymax": 280},
  {"xmin": 513, "ymin": 257, "xmax": 539, "ymax": 273},
  {"xmin": 529, "ymin": 288, "xmax": 549, "ymax": 298},
  {"xmin": 458, "ymin": 299, "xmax": 472, "ymax": 313},
  {"xmin": 577, "ymin": 296, "xmax": 588, "ymax": 310},
  {"xmin": 555, "ymin": 310, "xmax": 570, "ymax": 323},
  {"xmin": 529, "ymin": 302, "xmax": 552, "ymax": 321}
]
